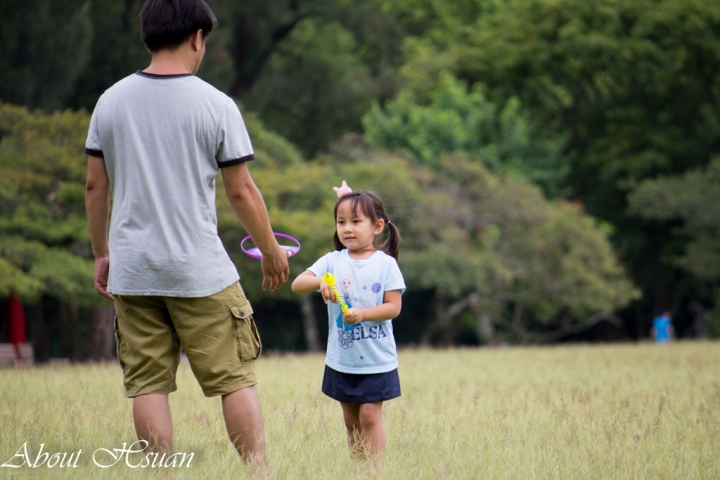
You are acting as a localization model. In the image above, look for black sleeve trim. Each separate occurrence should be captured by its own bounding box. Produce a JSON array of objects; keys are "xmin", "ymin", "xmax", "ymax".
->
[
  {"xmin": 85, "ymin": 148, "xmax": 104, "ymax": 158},
  {"xmin": 218, "ymin": 154, "xmax": 256, "ymax": 168}
]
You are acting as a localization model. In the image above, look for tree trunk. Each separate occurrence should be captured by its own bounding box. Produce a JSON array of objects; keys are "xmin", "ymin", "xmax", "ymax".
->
[
  {"xmin": 689, "ymin": 301, "xmax": 710, "ymax": 339},
  {"xmin": 534, "ymin": 312, "xmax": 623, "ymax": 343},
  {"xmin": 82, "ymin": 305, "xmax": 116, "ymax": 362},
  {"xmin": 421, "ymin": 290, "xmax": 480, "ymax": 346},
  {"xmin": 229, "ymin": 9, "xmax": 306, "ymax": 98},
  {"xmin": 299, "ymin": 296, "xmax": 320, "ymax": 352},
  {"xmin": 477, "ymin": 313, "xmax": 494, "ymax": 342},
  {"xmin": 59, "ymin": 301, "xmax": 79, "ymax": 361},
  {"xmin": 23, "ymin": 301, "xmax": 48, "ymax": 363}
]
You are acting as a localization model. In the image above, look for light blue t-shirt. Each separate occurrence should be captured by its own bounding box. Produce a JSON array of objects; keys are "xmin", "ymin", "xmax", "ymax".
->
[{"xmin": 308, "ymin": 250, "xmax": 405, "ymax": 374}]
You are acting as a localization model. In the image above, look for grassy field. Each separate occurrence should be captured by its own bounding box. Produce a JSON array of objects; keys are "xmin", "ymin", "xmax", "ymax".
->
[{"xmin": 0, "ymin": 342, "xmax": 718, "ymax": 479}]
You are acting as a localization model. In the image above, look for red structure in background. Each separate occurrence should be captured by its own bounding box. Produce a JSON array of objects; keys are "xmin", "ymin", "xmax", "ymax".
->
[{"xmin": 8, "ymin": 293, "xmax": 27, "ymax": 344}]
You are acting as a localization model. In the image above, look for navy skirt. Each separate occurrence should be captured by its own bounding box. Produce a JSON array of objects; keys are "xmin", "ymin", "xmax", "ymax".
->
[{"xmin": 321, "ymin": 365, "xmax": 401, "ymax": 403}]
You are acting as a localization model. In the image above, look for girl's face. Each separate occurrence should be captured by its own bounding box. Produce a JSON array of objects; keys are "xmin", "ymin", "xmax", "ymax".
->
[{"xmin": 335, "ymin": 201, "xmax": 384, "ymax": 255}]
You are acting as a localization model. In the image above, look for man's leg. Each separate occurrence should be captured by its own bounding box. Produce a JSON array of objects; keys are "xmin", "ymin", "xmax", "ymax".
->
[
  {"xmin": 133, "ymin": 393, "xmax": 173, "ymax": 452},
  {"xmin": 167, "ymin": 283, "xmax": 264, "ymax": 463},
  {"xmin": 222, "ymin": 386, "xmax": 265, "ymax": 463},
  {"xmin": 114, "ymin": 294, "xmax": 179, "ymax": 454}
]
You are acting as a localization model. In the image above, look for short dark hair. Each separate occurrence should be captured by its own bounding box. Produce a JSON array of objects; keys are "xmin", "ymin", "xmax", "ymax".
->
[{"xmin": 140, "ymin": 0, "xmax": 217, "ymax": 52}]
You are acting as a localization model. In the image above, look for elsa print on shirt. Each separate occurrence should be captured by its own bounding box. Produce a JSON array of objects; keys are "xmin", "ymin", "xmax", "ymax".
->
[{"xmin": 336, "ymin": 275, "xmax": 388, "ymax": 349}]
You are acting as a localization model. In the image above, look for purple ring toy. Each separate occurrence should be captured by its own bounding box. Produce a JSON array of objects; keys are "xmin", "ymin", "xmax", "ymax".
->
[{"xmin": 241, "ymin": 233, "xmax": 301, "ymax": 259}]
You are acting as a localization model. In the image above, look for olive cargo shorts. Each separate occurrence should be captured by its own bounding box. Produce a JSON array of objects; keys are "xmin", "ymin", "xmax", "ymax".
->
[{"xmin": 113, "ymin": 282, "xmax": 261, "ymax": 398}]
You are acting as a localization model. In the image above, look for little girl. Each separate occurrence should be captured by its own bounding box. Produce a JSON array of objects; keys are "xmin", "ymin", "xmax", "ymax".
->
[{"xmin": 292, "ymin": 185, "xmax": 405, "ymax": 457}]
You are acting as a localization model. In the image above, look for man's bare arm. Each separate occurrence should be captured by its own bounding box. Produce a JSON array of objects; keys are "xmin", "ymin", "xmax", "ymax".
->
[
  {"xmin": 221, "ymin": 162, "xmax": 289, "ymax": 291},
  {"xmin": 85, "ymin": 155, "xmax": 113, "ymax": 301}
]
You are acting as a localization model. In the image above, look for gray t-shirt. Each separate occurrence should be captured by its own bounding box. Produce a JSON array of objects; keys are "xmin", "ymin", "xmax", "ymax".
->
[{"xmin": 85, "ymin": 71, "xmax": 254, "ymax": 297}]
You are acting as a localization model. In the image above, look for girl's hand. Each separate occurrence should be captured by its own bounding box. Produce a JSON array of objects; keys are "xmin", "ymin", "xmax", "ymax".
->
[
  {"xmin": 343, "ymin": 308, "xmax": 363, "ymax": 325},
  {"xmin": 320, "ymin": 282, "xmax": 337, "ymax": 304}
]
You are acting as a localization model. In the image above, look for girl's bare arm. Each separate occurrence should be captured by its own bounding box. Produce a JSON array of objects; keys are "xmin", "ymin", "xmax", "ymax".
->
[
  {"xmin": 343, "ymin": 290, "xmax": 402, "ymax": 325},
  {"xmin": 291, "ymin": 270, "xmax": 322, "ymax": 294}
]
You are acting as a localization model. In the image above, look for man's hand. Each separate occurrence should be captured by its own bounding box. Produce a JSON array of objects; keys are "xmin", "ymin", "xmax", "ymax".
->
[
  {"xmin": 260, "ymin": 245, "xmax": 290, "ymax": 291},
  {"xmin": 93, "ymin": 256, "xmax": 114, "ymax": 301},
  {"xmin": 221, "ymin": 163, "xmax": 293, "ymax": 291}
]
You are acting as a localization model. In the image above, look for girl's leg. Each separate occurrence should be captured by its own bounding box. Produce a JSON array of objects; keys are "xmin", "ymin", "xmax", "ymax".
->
[
  {"xmin": 340, "ymin": 401, "xmax": 386, "ymax": 457},
  {"xmin": 340, "ymin": 402, "xmax": 362, "ymax": 452},
  {"xmin": 358, "ymin": 402, "xmax": 386, "ymax": 455}
]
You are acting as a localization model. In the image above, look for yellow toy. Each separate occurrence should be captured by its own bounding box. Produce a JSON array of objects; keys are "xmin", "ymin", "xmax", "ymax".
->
[{"xmin": 322, "ymin": 273, "xmax": 349, "ymax": 314}]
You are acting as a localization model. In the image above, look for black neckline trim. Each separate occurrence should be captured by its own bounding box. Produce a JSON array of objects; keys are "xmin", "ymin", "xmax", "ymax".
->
[{"xmin": 135, "ymin": 70, "xmax": 194, "ymax": 79}]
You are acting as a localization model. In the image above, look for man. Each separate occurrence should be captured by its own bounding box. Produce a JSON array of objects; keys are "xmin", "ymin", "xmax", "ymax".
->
[
  {"xmin": 651, "ymin": 311, "xmax": 675, "ymax": 343},
  {"xmin": 84, "ymin": 0, "xmax": 289, "ymax": 464}
]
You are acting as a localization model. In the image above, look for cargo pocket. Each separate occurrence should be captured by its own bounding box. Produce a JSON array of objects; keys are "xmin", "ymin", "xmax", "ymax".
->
[
  {"xmin": 230, "ymin": 300, "xmax": 262, "ymax": 362},
  {"xmin": 113, "ymin": 316, "xmax": 126, "ymax": 372}
]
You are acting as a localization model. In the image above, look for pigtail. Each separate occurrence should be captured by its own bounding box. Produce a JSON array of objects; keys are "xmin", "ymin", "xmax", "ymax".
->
[{"xmin": 380, "ymin": 221, "xmax": 401, "ymax": 261}]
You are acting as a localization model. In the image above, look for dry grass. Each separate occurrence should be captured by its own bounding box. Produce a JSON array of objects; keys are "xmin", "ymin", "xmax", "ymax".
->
[{"xmin": 1, "ymin": 342, "xmax": 719, "ymax": 479}]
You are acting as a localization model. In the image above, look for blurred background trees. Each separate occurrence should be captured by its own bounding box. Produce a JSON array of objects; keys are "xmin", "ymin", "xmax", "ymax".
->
[{"xmin": 1, "ymin": 0, "xmax": 719, "ymax": 357}]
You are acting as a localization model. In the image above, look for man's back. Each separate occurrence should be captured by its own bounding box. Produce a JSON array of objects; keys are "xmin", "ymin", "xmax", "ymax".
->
[
  {"xmin": 84, "ymin": 0, "xmax": 288, "ymax": 462},
  {"xmin": 652, "ymin": 315, "xmax": 672, "ymax": 342},
  {"xmin": 86, "ymin": 71, "xmax": 255, "ymax": 296}
]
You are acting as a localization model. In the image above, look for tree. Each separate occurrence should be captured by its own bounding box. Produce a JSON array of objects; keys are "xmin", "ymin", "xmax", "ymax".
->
[
  {"xmin": 3, "ymin": 0, "xmax": 407, "ymax": 155},
  {"xmin": 238, "ymin": 0, "xmax": 408, "ymax": 156},
  {"xmin": 628, "ymin": 158, "xmax": 720, "ymax": 281},
  {"xmin": 394, "ymin": 0, "xmax": 720, "ymax": 337},
  {"xmin": 363, "ymin": 71, "xmax": 569, "ymax": 196},
  {"xmin": 628, "ymin": 158, "xmax": 720, "ymax": 337},
  {"xmin": 243, "ymin": 18, "xmax": 378, "ymax": 156},
  {"xmin": 0, "ymin": 103, "xmax": 104, "ymax": 361},
  {"xmin": 394, "ymin": 153, "xmax": 638, "ymax": 344},
  {"xmin": 230, "ymin": 131, "xmax": 639, "ymax": 345},
  {"xmin": 0, "ymin": 104, "xmax": 96, "ymax": 303},
  {"xmin": 0, "ymin": 0, "xmax": 92, "ymax": 111},
  {"xmin": 67, "ymin": 0, "xmax": 236, "ymax": 110}
]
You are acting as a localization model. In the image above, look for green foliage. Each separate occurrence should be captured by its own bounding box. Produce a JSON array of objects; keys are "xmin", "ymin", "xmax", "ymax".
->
[
  {"xmin": 0, "ymin": 0, "xmax": 93, "ymax": 111},
  {"xmin": 628, "ymin": 158, "xmax": 720, "ymax": 280},
  {"xmin": 68, "ymin": 0, "xmax": 236, "ymax": 110},
  {"xmin": 0, "ymin": 103, "xmax": 96, "ymax": 303},
  {"xmin": 64, "ymin": 0, "xmax": 147, "ymax": 109},
  {"xmin": 396, "ymin": 153, "xmax": 639, "ymax": 324},
  {"xmin": 227, "ymin": 129, "xmax": 638, "ymax": 332},
  {"xmin": 1, "ymin": 0, "xmax": 237, "ymax": 112},
  {"xmin": 386, "ymin": 0, "xmax": 720, "ymax": 331},
  {"xmin": 4, "ymin": 0, "xmax": 712, "ymax": 341},
  {"xmin": 244, "ymin": 18, "xmax": 378, "ymax": 156},
  {"xmin": 381, "ymin": 0, "xmax": 501, "ymax": 37},
  {"xmin": 394, "ymin": 0, "xmax": 720, "ymax": 210},
  {"xmin": 363, "ymin": 72, "xmax": 569, "ymax": 196},
  {"xmin": 213, "ymin": 0, "xmax": 410, "ymax": 156},
  {"xmin": 453, "ymin": 0, "xmax": 720, "ymax": 185}
]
